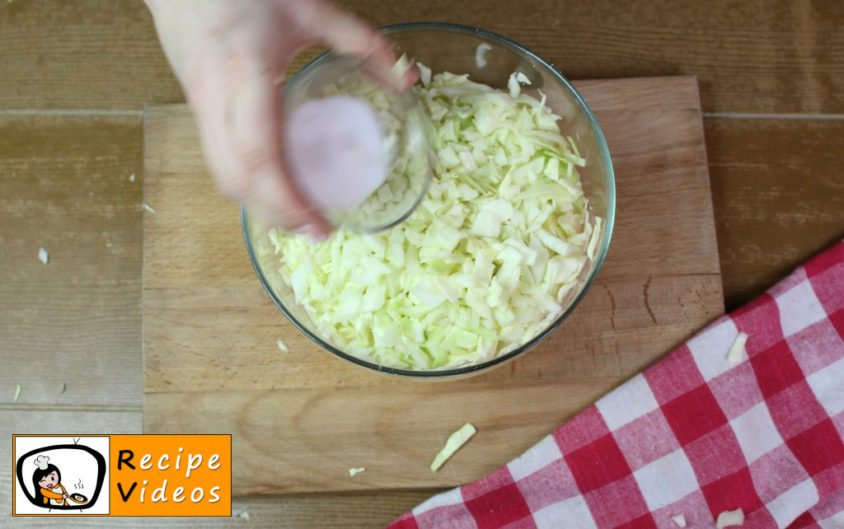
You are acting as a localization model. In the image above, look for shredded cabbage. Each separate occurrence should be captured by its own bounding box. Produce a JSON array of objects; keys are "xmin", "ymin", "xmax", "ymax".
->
[
  {"xmin": 716, "ymin": 509, "xmax": 745, "ymax": 529},
  {"xmin": 431, "ymin": 423, "xmax": 477, "ymax": 472},
  {"xmin": 726, "ymin": 332, "xmax": 748, "ymax": 365},
  {"xmin": 475, "ymin": 43, "xmax": 492, "ymax": 69},
  {"xmin": 268, "ymin": 66, "xmax": 601, "ymax": 370},
  {"xmin": 348, "ymin": 467, "xmax": 366, "ymax": 477}
]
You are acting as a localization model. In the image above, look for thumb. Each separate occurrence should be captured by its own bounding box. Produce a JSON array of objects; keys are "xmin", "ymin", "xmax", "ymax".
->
[
  {"xmin": 205, "ymin": 65, "xmax": 331, "ymax": 235},
  {"xmin": 308, "ymin": 4, "xmax": 414, "ymax": 90}
]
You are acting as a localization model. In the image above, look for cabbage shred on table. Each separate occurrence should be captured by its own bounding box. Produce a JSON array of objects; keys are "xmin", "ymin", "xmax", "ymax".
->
[{"xmin": 268, "ymin": 67, "xmax": 598, "ymax": 370}]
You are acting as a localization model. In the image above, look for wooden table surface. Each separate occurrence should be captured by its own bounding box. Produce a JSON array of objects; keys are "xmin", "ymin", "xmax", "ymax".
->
[{"xmin": 0, "ymin": 1, "xmax": 842, "ymax": 527}]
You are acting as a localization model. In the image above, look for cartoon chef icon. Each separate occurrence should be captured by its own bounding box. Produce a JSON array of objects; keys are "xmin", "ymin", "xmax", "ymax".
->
[{"xmin": 32, "ymin": 455, "xmax": 68, "ymax": 507}]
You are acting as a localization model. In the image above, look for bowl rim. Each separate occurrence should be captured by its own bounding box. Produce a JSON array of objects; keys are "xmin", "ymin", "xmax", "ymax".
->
[{"xmin": 242, "ymin": 21, "xmax": 616, "ymax": 378}]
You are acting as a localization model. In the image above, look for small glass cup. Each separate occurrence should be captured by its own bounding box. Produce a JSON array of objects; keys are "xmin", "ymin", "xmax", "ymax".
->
[{"xmin": 283, "ymin": 54, "xmax": 432, "ymax": 232}]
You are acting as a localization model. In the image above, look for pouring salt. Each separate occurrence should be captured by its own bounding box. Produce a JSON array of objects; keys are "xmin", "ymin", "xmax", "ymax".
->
[{"xmin": 287, "ymin": 96, "xmax": 388, "ymax": 214}]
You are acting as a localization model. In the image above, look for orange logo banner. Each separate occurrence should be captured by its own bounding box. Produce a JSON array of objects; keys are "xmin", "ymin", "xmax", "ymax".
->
[
  {"xmin": 109, "ymin": 435, "xmax": 231, "ymax": 517},
  {"xmin": 13, "ymin": 434, "xmax": 231, "ymax": 517}
]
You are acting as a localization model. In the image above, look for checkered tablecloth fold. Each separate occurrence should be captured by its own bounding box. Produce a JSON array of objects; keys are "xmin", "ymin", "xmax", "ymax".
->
[{"xmin": 388, "ymin": 240, "xmax": 844, "ymax": 529}]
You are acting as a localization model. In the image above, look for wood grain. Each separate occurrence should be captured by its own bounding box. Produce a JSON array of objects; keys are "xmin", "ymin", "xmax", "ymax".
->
[
  {"xmin": 147, "ymin": 379, "xmax": 615, "ymax": 494},
  {"xmin": 3, "ymin": 3, "xmax": 842, "ymax": 526},
  {"xmin": 0, "ymin": 116, "xmax": 144, "ymax": 408},
  {"xmin": 706, "ymin": 118, "xmax": 844, "ymax": 310},
  {"xmin": 0, "ymin": 0, "xmax": 182, "ymax": 109},
  {"xmin": 353, "ymin": 0, "xmax": 844, "ymax": 115},
  {"xmin": 1, "ymin": 1, "xmax": 843, "ymax": 113},
  {"xmin": 143, "ymin": 76, "xmax": 724, "ymax": 495}
]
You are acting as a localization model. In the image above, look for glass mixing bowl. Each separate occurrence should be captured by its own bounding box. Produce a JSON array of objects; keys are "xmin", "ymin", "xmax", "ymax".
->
[{"xmin": 243, "ymin": 22, "xmax": 616, "ymax": 378}]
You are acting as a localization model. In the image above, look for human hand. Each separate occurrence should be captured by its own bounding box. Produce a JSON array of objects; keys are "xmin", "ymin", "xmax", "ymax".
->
[{"xmin": 146, "ymin": 0, "xmax": 407, "ymax": 237}]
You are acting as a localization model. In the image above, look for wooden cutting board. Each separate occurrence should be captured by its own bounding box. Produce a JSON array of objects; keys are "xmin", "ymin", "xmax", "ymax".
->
[{"xmin": 143, "ymin": 76, "xmax": 723, "ymax": 495}]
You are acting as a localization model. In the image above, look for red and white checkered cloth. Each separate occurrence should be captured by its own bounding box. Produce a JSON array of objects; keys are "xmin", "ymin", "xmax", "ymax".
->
[{"xmin": 388, "ymin": 240, "xmax": 844, "ymax": 529}]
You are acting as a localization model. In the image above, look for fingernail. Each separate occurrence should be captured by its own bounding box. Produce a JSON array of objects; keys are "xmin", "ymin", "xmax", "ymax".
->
[{"xmin": 295, "ymin": 223, "xmax": 328, "ymax": 241}]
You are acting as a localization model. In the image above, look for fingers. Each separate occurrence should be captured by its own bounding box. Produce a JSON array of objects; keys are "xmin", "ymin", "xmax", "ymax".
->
[
  {"xmin": 307, "ymin": 3, "xmax": 415, "ymax": 90},
  {"xmin": 190, "ymin": 59, "xmax": 331, "ymax": 238},
  {"xmin": 309, "ymin": 4, "xmax": 391, "ymax": 61},
  {"xmin": 229, "ymin": 75, "xmax": 332, "ymax": 236},
  {"xmin": 155, "ymin": 0, "xmax": 410, "ymax": 240}
]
